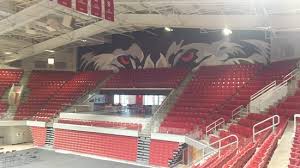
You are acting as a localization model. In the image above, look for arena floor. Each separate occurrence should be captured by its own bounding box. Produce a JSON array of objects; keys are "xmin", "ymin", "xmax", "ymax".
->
[{"xmin": 13, "ymin": 149, "xmax": 147, "ymax": 168}]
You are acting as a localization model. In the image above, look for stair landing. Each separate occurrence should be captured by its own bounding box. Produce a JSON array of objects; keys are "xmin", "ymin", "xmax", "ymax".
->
[{"xmin": 268, "ymin": 121, "xmax": 294, "ymax": 168}]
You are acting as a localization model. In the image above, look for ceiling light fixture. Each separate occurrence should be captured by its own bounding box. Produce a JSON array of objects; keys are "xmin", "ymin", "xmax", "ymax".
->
[
  {"xmin": 164, "ymin": 27, "xmax": 174, "ymax": 32},
  {"xmin": 4, "ymin": 52, "xmax": 13, "ymax": 55},
  {"xmin": 45, "ymin": 49, "xmax": 55, "ymax": 53},
  {"xmin": 223, "ymin": 28, "xmax": 232, "ymax": 36},
  {"xmin": 48, "ymin": 58, "xmax": 55, "ymax": 65}
]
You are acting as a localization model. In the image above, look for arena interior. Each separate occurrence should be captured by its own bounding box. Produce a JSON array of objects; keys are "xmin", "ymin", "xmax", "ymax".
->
[{"xmin": 0, "ymin": 0, "xmax": 300, "ymax": 168}]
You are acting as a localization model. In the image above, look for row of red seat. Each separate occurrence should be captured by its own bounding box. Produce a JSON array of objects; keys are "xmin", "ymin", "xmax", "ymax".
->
[
  {"xmin": 0, "ymin": 69, "xmax": 23, "ymax": 116},
  {"xmin": 0, "ymin": 101, "xmax": 8, "ymax": 118},
  {"xmin": 104, "ymin": 68, "xmax": 188, "ymax": 88},
  {"xmin": 58, "ymin": 119, "xmax": 142, "ymax": 130},
  {"xmin": 15, "ymin": 71, "xmax": 74, "ymax": 121},
  {"xmin": 54, "ymin": 129, "xmax": 138, "ymax": 161},
  {"xmin": 160, "ymin": 64, "xmax": 260, "ymax": 135},
  {"xmin": 195, "ymin": 114, "xmax": 288, "ymax": 168},
  {"xmin": 289, "ymin": 124, "xmax": 300, "ymax": 168},
  {"xmin": 15, "ymin": 71, "xmax": 111, "ymax": 121},
  {"xmin": 149, "ymin": 140, "xmax": 179, "ymax": 167},
  {"xmin": 269, "ymin": 85, "xmax": 300, "ymax": 119},
  {"xmin": 219, "ymin": 60, "xmax": 298, "ymax": 116},
  {"xmin": 30, "ymin": 126, "xmax": 46, "ymax": 147}
]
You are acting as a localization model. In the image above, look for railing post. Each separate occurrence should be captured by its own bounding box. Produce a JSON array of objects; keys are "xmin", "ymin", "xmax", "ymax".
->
[
  {"xmin": 272, "ymin": 117, "xmax": 275, "ymax": 132},
  {"xmin": 218, "ymin": 141, "xmax": 221, "ymax": 157},
  {"xmin": 295, "ymin": 114, "xmax": 300, "ymax": 132},
  {"xmin": 253, "ymin": 115, "xmax": 280, "ymax": 143}
]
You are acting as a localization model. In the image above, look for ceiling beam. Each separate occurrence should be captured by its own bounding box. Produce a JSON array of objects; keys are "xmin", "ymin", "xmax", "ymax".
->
[
  {"xmin": 4, "ymin": 13, "xmax": 300, "ymax": 63},
  {"xmin": 0, "ymin": 0, "xmax": 58, "ymax": 36},
  {"xmin": 3, "ymin": 20, "xmax": 120, "ymax": 63},
  {"xmin": 118, "ymin": 14, "xmax": 266, "ymax": 29}
]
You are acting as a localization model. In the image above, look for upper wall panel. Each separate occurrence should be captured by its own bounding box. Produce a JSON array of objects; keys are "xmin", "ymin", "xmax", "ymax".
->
[{"xmin": 78, "ymin": 28, "xmax": 270, "ymax": 71}]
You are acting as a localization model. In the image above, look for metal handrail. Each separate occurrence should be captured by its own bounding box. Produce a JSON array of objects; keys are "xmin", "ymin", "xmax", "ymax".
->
[
  {"xmin": 205, "ymin": 118, "xmax": 225, "ymax": 137},
  {"xmin": 257, "ymin": 68, "xmax": 299, "ymax": 104},
  {"xmin": 283, "ymin": 68, "xmax": 298, "ymax": 80},
  {"xmin": 294, "ymin": 114, "xmax": 300, "ymax": 132},
  {"xmin": 146, "ymin": 89, "xmax": 175, "ymax": 132},
  {"xmin": 231, "ymin": 105, "xmax": 244, "ymax": 119},
  {"xmin": 252, "ymin": 115, "xmax": 280, "ymax": 142},
  {"xmin": 250, "ymin": 80, "xmax": 276, "ymax": 101},
  {"xmin": 152, "ymin": 89, "xmax": 175, "ymax": 118},
  {"xmin": 209, "ymin": 134, "xmax": 239, "ymax": 157},
  {"xmin": 191, "ymin": 134, "xmax": 239, "ymax": 167}
]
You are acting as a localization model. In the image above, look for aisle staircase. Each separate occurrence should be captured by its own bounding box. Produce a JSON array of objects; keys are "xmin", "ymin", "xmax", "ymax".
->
[
  {"xmin": 136, "ymin": 71, "xmax": 195, "ymax": 164},
  {"xmin": 1, "ymin": 71, "xmax": 31, "ymax": 120},
  {"xmin": 169, "ymin": 143, "xmax": 188, "ymax": 167},
  {"xmin": 142, "ymin": 71, "xmax": 195, "ymax": 135},
  {"xmin": 267, "ymin": 121, "xmax": 294, "ymax": 168},
  {"xmin": 136, "ymin": 134, "xmax": 151, "ymax": 164},
  {"xmin": 63, "ymin": 74, "xmax": 114, "ymax": 113},
  {"xmin": 45, "ymin": 127, "xmax": 55, "ymax": 147}
]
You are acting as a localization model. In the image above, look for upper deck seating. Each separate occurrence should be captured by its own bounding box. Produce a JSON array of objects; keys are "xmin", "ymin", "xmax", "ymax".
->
[
  {"xmin": 104, "ymin": 68, "xmax": 188, "ymax": 88},
  {"xmin": 15, "ymin": 71, "xmax": 111, "ymax": 121},
  {"xmin": 160, "ymin": 64, "xmax": 261, "ymax": 135}
]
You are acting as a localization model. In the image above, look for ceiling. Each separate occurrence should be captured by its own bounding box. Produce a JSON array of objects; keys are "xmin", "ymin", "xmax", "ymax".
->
[{"xmin": 0, "ymin": 0, "xmax": 300, "ymax": 63}]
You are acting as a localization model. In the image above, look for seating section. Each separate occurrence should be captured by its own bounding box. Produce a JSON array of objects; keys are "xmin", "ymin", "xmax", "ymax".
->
[
  {"xmin": 0, "ymin": 101, "xmax": 8, "ymax": 117},
  {"xmin": 160, "ymin": 60, "xmax": 298, "ymax": 135},
  {"xmin": 197, "ymin": 115, "xmax": 289, "ymax": 168},
  {"xmin": 0, "ymin": 69, "xmax": 23, "ymax": 117},
  {"xmin": 149, "ymin": 140, "xmax": 179, "ymax": 167},
  {"xmin": 269, "ymin": 83, "xmax": 300, "ymax": 119},
  {"xmin": 223, "ymin": 143, "xmax": 257, "ymax": 168},
  {"xmin": 15, "ymin": 71, "xmax": 74, "ymax": 121},
  {"xmin": 289, "ymin": 123, "xmax": 300, "ymax": 168},
  {"xmin": 220, "ymin": 60, "xmax": 298, "ymax": 116},
  {"xmin": 30, "ymin": 126, "xmax": 46, "ymax": 147},
  {"xmin": 15, "ymin": 71, "xmax": 111, "ymax": 121},
  {"xmin": 0, "ymin": 69, "xmax": 23, "ymax": 96},
  {"xmin": 245, "ymin": 134, "xmax": 278, "ymax": 168},
  {"xmin": 54, "ymin": 129, "xmax": 138, "ymax": 161},
  {"xmin": 104, "ymin": 68, "xmax": 188, "ymax": 88},
  {"xmin": 160, "ymin": 64, "xmax": 261, "ymax": 135},
  {"xmin": 58, "ymin": 119, "xmax": 142, "ymax": 130}
]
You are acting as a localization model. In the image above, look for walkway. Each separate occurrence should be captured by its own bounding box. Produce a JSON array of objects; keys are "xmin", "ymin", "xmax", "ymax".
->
[{"xmin": 268, "ymin": 121, "xmax": 294, "ymax": 168}]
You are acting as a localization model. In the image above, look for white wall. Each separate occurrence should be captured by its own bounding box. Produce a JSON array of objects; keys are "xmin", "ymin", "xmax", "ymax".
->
[
  {"xmin": 0, "ymin": 126, "xmax": 32, "ymax": 145},
  {"xmin": 271, "ymin": 32, "xmax": 300, "ymax": 62}
]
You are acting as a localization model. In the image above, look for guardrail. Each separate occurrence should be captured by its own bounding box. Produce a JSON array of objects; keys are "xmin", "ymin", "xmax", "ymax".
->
[
  {"xmin": 249, "ymin": 68, "xmax": 299, "ymax": 113},
  {"xmin": 231, "ymin": 105, "xmax": 244, "ymax": 119},
  {"xmin": 252, "ymin": 115, "xmax": 280, "ymax": 142},
  {"xmin": 145, "ymin": 89, "xmax": 175, "ymax": 133},
  {"xmin": 192, "ymin": 134, "xmax": 239, "ymax": 167},
  {"xmin": 294, "ymin": 114, "xmax": 300, "ymax": 132},
  {"xmin": 205, "ymin": 118, "xmax": 225, "ymax": 137},
  {"xmin": 209, "ymin": 134, "xmax": 239, "ymax": 157},
  {"xmin": 283, "ymin": 68, "xmax": 298, "ymax": 81},
  {"xmin": 250, "ymin": 81, "xmax": 276, "ymax": 101}
]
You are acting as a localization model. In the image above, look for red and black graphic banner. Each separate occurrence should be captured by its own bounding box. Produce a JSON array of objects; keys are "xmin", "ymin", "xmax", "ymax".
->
[
  {"xmin": 57, "ymin": 0, "xmax": 72, "ymax": 8},
  {"xmin": 91, "ymin": 0, "xmax": 102, "ymax": 18},
  {"xmin": 104, "ymin": 0, "xmax": 114, "ymax": 21},
  {"xmin": 76, "ymin": 0, "xmax": 88, "ymax": 14},
  {"xmin": 54, "ymin": 0, "xmax": 114, "ymax": 20}
]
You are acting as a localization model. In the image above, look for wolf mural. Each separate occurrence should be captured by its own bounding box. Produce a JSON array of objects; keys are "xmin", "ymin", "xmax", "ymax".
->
[{"xmin": 80, "ymin": 39, "xmax": 270, "ymax": 72}]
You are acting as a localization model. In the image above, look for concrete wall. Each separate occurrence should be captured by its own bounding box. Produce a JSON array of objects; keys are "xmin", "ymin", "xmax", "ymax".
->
[
  {"xmin": 0, "ymin": 126, "xmax": 32, "ymax": 145},
  {"xmin": 271, "ymin": 32, "xmax": 300, "ymax": 62}
]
